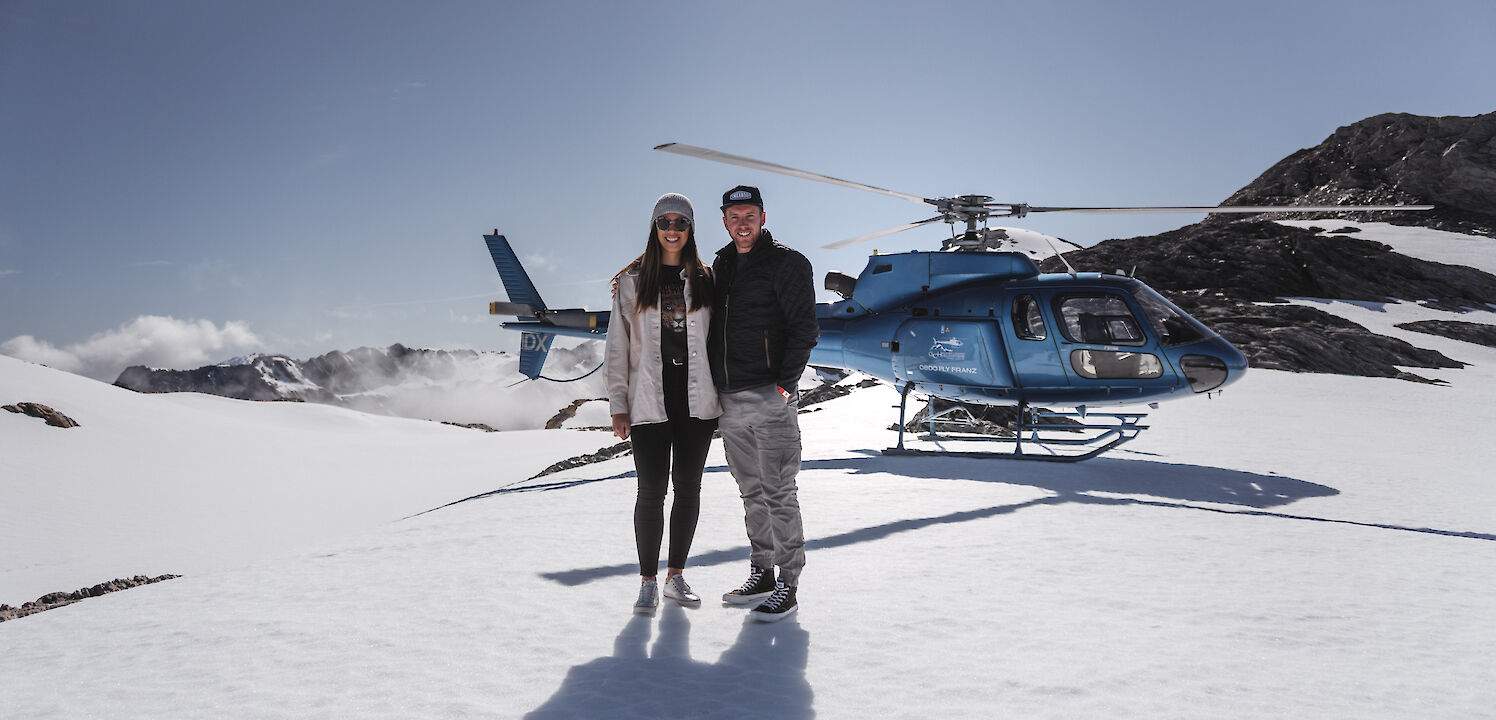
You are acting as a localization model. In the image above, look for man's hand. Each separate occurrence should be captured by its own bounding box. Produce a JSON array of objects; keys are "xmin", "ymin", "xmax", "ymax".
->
[{"xmin": 612, "ymin": 413, "xmax": 631, "ymax": 440}]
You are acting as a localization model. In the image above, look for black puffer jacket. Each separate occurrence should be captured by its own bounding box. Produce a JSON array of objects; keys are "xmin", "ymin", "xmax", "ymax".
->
[{"xmin": 708, "ymin": 229, "xmax": 820, "ymax": 395}]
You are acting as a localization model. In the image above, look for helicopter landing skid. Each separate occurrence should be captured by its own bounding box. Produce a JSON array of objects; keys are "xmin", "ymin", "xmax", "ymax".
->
[{"xmin": 882, "ymin": 384, "xmax": 1148, "ymax": 462}]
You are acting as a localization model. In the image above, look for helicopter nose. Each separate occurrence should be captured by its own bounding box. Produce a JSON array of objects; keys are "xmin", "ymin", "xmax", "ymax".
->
[{"xmin": 1178, "ymin": 337, "xmax": 1248, "ymax": 394}]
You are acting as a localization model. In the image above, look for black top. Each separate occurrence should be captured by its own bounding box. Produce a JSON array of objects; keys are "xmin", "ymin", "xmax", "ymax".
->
[
  {"xmin": 708, "ymin": 229, "xmax": 819, "ymax": 394},
  {"xmin": 659, "ymin": 265, "xmax": 687, "ymax": 366}
]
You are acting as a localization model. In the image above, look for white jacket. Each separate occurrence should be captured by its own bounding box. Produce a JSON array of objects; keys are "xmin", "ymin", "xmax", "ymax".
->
[{"xmin": 606, "ymin": 266, "xmax": 722, "ymax": 425}]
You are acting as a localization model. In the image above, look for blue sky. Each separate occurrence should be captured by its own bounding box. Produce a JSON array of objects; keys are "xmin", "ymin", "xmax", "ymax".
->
[{"xmin": 2, "ymin": 0, "xmax": 1493, "ymax": 378}]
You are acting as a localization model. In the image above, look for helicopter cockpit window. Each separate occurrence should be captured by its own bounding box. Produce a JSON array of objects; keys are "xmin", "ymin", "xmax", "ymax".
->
[
  {"xmin": 1054, "ymin": 295, "xmax": 1146, "ymax": 346},
  {"xmin": 1012, "ymin": 295, "xmax": 1047, "ymax": 341},
  {"xmin": 1129, "ymin": 285, "xmax": 1210, "ymax": 347}
]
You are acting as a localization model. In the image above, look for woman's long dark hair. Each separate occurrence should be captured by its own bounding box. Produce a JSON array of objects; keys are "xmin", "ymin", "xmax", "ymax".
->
[{"xmin": 629, "ymin": 221, "xmax": 713, "ymax": 313}]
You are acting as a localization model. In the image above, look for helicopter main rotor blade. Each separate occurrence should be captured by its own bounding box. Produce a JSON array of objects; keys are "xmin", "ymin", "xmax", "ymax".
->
[
  {"xmin": 822, "ymin": 216, "xmax": 946, "ymax": 249},
  {"xmin": 1020, "ymin": 204, "xmax": 1434, "ymax": 215},
  {"xmin": 654, "ymin": 143, "xmax": 931, "ymax": 207}
]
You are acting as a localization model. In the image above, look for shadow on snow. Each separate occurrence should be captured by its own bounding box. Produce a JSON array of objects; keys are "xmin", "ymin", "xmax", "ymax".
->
[
  {"xmin": 526, "ymin": 606, "xmax": 813, "ymax": 719},
  {"xmin": 532, "ymin": 453, "xmax": 1493, "ymax": 586}
]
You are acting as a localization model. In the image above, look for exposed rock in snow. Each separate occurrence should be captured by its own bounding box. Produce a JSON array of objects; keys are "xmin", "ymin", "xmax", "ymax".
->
[
  {"xmin": 1, "ymin": 574, "xmax": 180, "ymax": 622},
  {"xmin": 1395, "ymin": 319, "xmax": 1496, "ymax": 348},
  {"xmin": 545, "ymin": 398, "xmax": 606, "ymax": 430},
  {"xmin": 2, "ymin": 401, "xmax": 80, "ymax": 428}
]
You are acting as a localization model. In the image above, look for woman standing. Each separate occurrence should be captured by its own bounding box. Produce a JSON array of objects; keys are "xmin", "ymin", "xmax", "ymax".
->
[{"xmin": 606, "ymin": 193, "xmax": 721, "ymax": 614}]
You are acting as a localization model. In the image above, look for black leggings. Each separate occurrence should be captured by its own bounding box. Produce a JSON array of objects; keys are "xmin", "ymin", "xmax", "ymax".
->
[{"xmin": 631, "ymin": 415, "xmax": 717, "ymax": 576}]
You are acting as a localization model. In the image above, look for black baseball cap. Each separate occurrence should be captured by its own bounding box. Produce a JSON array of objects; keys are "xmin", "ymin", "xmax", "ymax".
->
[{"xmin": 720, "ymin": 185, "xmax": 764, "ymax": 211}]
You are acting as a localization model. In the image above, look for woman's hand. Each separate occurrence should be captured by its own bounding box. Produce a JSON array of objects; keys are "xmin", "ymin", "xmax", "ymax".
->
[{"xmin": 612, "ymin": 413, "xmax": 631, "ymax": 440}]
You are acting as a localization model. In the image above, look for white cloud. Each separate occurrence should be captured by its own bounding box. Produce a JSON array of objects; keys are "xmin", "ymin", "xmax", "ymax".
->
[
  {"xmin": 387, "ymin": 81, "xmax": 428, "ymax": 102},
  {"xmin": 521, "ymin": 253, "xmax": 556, "ymax": 272},
  {"xmin": 0, "ymin": 315, "xmax": 262, "ymax": 381},
  {"xmin": 0, "ymin": 268, "xmax": 18, "ymax": 277}
]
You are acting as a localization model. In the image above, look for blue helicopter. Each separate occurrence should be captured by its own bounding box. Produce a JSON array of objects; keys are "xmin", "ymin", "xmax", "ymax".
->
[{"xmin": 483, "ymin": 144, "xmax": 1430, "ymax": 460}]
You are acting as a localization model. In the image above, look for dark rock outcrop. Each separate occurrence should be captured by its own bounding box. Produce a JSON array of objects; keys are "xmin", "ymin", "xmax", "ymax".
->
[
  {"xmin": 545, "ymin": 398, "xmax": 607, "ymax": 430},
  {"xmin": 799, "ymin": 378, "xmax": 880, "ymax": 410},
  {"xmin": 1395, "ymin": 320, "xmax": 1496, "ymax": 348},
  {"xmin": 2, "ymin": 402, "xmax": 80, "ymax": 428},
  {"xmin": 0, "ymin": 574, "xmax": 181, "ymax": 622},
  {"xmin": 1060, "ymin": 221, "xmax": 1496, "ymax": 310},
  {"xmin": 530, "ymin": 441, "xmax": 633, "ymax": 480}
]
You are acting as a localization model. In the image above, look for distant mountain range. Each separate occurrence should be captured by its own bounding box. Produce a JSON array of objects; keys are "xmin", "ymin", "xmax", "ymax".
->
[
  {"xmin": 117, "ymin": 344, "xmax": 483, "ymax": 404},
  {"xmin": 114, "ymin": 342, "xmax": 608, "ymax": 430}
]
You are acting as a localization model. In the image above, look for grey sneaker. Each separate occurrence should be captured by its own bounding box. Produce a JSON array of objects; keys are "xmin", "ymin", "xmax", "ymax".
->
[
  {"xmin": 749, "ymin": 581, "xmax": 798, "ymax": 623},
  {"xmin": 663, "ymin": 574, "xmax": 701, "ymax": 606},
  {"xmin": 633, "ymin": 578, "xmax": 658, "ymax": 615},
  {"xmin": 722, "ymin": 565, "xmax": 775, "ymax": 605}
]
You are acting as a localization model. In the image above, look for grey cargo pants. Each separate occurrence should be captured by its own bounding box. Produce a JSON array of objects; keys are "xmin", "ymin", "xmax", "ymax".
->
[{"xmin": 719, "ymin": 384, "xmax": 806, "ymax": 586}]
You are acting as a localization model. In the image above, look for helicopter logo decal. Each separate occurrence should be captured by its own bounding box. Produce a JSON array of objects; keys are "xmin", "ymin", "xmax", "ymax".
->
[{"xmin": 927, "ymin": 334, "xmax": 967, "ymax": 361}]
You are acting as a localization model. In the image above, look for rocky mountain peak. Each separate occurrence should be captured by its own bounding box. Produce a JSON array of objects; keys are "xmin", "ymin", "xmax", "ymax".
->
[{"xmin": 1216, "ymin": 111, "xmax": 1496, "ymax": 236}]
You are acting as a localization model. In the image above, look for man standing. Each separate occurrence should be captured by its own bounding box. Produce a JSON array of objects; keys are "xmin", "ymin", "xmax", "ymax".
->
[{"xmin": 709, "ymin": 185, "xmax": 819, "ymax": 623}]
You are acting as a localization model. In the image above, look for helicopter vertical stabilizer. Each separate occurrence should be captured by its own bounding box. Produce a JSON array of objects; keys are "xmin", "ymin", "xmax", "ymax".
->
[
  {"xmin": 484, "ymin": 231, "xmax": 553, "ymax": 379},
  {"xmin": 484, "ymin": 232, "xmax": 546, "ymax": 311}
]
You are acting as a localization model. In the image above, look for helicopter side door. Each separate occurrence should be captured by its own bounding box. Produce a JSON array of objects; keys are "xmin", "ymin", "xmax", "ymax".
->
[{"xmin": 1002, "ymin": 291, "xmax": 1071, "ymax": 392}]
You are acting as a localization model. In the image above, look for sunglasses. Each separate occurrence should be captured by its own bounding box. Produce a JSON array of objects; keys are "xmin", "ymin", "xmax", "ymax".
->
[{"xmin": 655, "ymin": 216, "xmax": 692, "ymax": 232}]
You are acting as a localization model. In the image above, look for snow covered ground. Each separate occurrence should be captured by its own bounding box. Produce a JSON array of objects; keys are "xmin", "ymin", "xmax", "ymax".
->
[{"xmin": 4, "ymin": 230, "xmax": 1495, "ymax": 717}]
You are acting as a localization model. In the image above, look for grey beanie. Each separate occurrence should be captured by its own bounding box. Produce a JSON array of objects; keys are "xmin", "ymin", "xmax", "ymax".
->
[{"xmin": 651, "ymin": 193, "xmax": 694, "ymax": 225}]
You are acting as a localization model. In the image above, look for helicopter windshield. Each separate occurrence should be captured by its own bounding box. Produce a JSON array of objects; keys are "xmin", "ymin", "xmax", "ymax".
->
[{"xmin": 1129, "ymin": 285, "xmax": 1211, "ymax": 347}]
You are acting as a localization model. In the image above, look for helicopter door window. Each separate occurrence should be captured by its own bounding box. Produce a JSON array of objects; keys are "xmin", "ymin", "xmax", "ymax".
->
[
  {"xmin": 1070, "ymin": 349, "xmax": 1164, "ymax": 379},
  {"xmin": 1012, "ymin": 295, "xmax": 1047, "ymax": 341},
  {"xmin": 1055, "ymin": 295, "xmax": 1146, "ymax": 346}
]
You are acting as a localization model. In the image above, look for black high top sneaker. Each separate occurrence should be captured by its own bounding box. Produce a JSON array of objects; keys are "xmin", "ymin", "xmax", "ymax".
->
[
  {"xmin": 721, "ymin": 565, "xmax": 776, "ymax": 605},
  {"xmin": 749, "ymin": 581, "xmax": 798, "ymax": 623}
]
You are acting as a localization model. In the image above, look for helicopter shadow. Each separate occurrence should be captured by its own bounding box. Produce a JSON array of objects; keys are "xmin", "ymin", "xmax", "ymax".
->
[
  {"xmin": 805, "ymin": 452, "xmax": 1337, "ymax": 509},
  {"xmin": 525, "ymin": 605, "xmax": 814, "ymax": 719},
  {"xmin": 540, "ymin": 452, "xmax": 1492, "ymax": 587},
  {"xmin": 541, "ymin": 455, "xmax": 1326, "ymax": 586}
]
